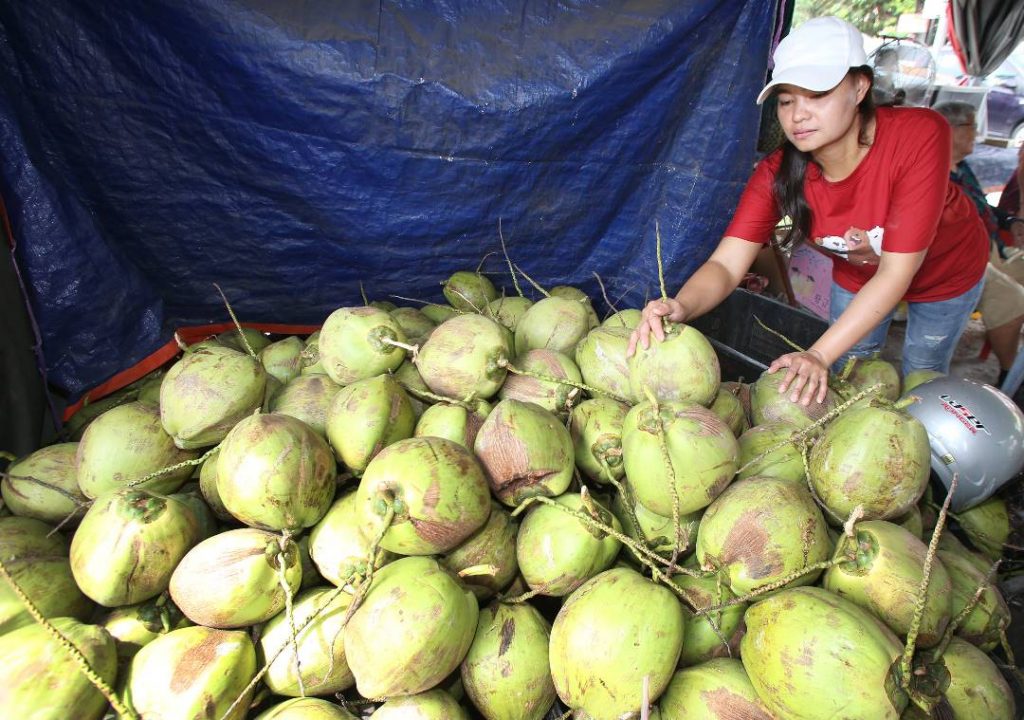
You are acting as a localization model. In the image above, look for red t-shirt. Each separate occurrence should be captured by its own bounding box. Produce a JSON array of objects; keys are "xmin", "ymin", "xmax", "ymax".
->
[{"xmin": 725, "ymin": 106, "xmax": 988, "ymax": 302}]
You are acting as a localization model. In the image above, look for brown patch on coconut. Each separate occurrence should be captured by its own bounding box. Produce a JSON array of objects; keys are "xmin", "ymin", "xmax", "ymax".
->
[
  {"xmin": 720, "ymin": 509, "xmax": 782, "ymax": 580},
  {"xmin": 701, "ymin": 688, "xmax": 775, "ymax": 720},
  {"xmin": 169, "ymin": 631, "xmax": 223, "ymax": 692},
  {"xmin": 499, "ymin": 617, "xmax": 516, "ymax": 656}
]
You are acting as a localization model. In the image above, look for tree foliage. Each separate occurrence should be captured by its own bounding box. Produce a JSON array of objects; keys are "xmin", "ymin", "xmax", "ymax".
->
[{"xmin": 793, "ymin": 0, "xmax": 920, "ymax": 38}]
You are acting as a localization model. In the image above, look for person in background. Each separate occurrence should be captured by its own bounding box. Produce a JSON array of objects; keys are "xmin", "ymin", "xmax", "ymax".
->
[
  {"xmin": 933, "ymin": 101, "xmax": 1024, "ymax": 386},
  {"xmin": 996, "ymin": 143, "xmax": 1024, "ymax": 220},
  {"xmin": 629, "ymin": 17, "xmax": 989, "ymax": 405}
]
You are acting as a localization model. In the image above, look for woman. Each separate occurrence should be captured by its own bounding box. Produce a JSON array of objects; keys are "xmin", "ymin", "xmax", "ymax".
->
[{"xmin": 629, "ymin": 16, "xmax": 988, "ymax": 406}]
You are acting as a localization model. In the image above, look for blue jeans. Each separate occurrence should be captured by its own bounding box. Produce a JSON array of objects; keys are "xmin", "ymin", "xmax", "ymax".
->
[{"xmin": 829, "ymin": 277, "xmax": 985, "ymax": 377}]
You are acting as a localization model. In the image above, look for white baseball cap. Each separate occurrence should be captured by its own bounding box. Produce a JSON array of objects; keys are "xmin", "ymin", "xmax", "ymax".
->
[{"xmin": 756, "ymin": 16, "xmax": 868, "ymax": 105}]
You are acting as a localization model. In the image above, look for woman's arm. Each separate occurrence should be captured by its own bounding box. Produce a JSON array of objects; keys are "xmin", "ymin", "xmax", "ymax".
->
[
  {"xmin": 627, "ymin": 236, "xmax": 763, "ymax": 354},
  {"xmin": 771, "ymin": 248, "xmax": 926, "ymax": 404}
]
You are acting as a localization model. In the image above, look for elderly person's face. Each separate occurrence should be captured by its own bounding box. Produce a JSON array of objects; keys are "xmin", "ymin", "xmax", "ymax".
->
[{"xmin": 951, "ymin": 115, "xmax": 977, "ymax": 164}]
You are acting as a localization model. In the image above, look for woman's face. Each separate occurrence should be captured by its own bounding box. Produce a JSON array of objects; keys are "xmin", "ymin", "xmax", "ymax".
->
[{"xmin": 774, "ymin": 74, "xmax": 870, "ymax": 154}]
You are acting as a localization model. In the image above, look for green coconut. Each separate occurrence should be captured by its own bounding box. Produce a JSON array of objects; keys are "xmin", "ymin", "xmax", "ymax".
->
[
  {"xmin": 749, "ymin": 369, "xmax": 840, "ymax": 429},
  {"xmin": 741, "ymin": 586, "xmax": 908, "ymax": 719},
  {"xmin": 78, "ymin": 401, "xmax": 198, "ymax": 497},
  {"xmin": 444, "ymin": 270, "xmax": 499, "ymax": 311},
  {"xmin": 611, "ymin": 492, "xmax": 700, "ymax": 564},
  {"xmin": 1, "ymin": 617, "xmax": 117, "ymax": 720},
  {"xmin": 569, "ymin": 397, "xmax": 630, "ymax": 485},
  {"xmin": 621, "ymin": 400, "xmax": 739, "ymax": 517},
  {"xmin": 258, "ymin": 336, "xmax": 305, "ymax": 385},
  {"xmin": 309, "ymin": 490, "xmax": 395, "ymax": 588},
  {"xmin": 172, "ymin": 484, "xmax": 220, "ymax": 540},
  {"xmin": 370, "ymin": 689, "xmax": 470, "ymax": 719},
  {"xmin": 601, "ymin": 308, "xmax": 643, "ymax": 329},
  {"xmin": 255, "ymin": 698, "xmax": 358, "ymax": 720},
  {"xmin": 895, "ymin": 504, "xmax": 924, "ymax": 539},
  {"xmin": 956, "ymin": 497, "xmax": 1009, "ymax": 561},
  {"xmin": 574, "ymin": 325, "xmax": 634, "ymax": 403},
  {"xmin": 325, "ymin": 374, "xmax": 415, "ymax": 475},
  {"xmin": 824, "ymin": 520, "xmax": 952, "ymax": 646},
  {"xmin": 736, "ymin": 421, "xmax": 805, "ymax": 483},
  {"xmin": 938, "ymin": 532, "xmax": 991, "ymax": 575},
  {"xmin": 124, "ymin": 625, "xmax": 256, "ymax": 720},
  {"xmin": 940, "ymin": 637, "xmax": 1016, "ymax": 719},
  {"xmin": 938, "ymin": 549, "xmax": 1009, "ymax": 651},
  {"xmin": 390, "ymin": 306, "xmax": 437, "ymax": 344},
  {"xmin": 102, "ymin": 595, "xmax": 191, "ymax": 665},
  {"xmin": 415, "ymin": 402, "xmax": 490, "ymax": 450},
  {"xmin": 514, "ymin": 296, "xmax": 591, "ymax": 357},
  {"xmin": 902, "ymin": 369, "xmax": 944, "ymax": 395},
  {"xmin": 217, "ymin": 413, "xmax": 336, "ymax": 531},
  {"xmin": 499, "ymin": 348, "xmax": 583, "ymax": 416},
  {"xmin": 269, "ymin": 374, "xmax": 344, "ymax": 438},
  {"xmin": 356, "ymin": 436, "xmax": 492, "ymax": 555},
  {"xmin": 440, "ymin": 503, "xmax": 519, "ymax": 600},
  {"xmin": 460, "ymin": 601, "xmax": 556, "ymax": 720},
  {"xmin": 627, "ymin": 321, "xmax": 720, "ymax": 407},
  {"xmin": 0, "ymin": 517, "xmax": 93, "ymax": 636},
  {"xmin": 417, "ymin": 314, "xmax": 511, "ymax": 401},
  {"xmin": 516, "ymin": 492, "xmax": 622, "ymax": 597},
  {"xmin": 709, "ymin": 387, "xmax": 749, "ymax": 437},
  {"xmin": 486, "ymin": 295, "xmax": 534, "ymax": 332},
  {"xmin": 217, "ymin": 327, "xmax": 272, "ymax": 354},
  {"xmin": 299, "ymin": 332, "xmax": 328, "ymax": 376},
  {"xmin": 2, "ymin": 442, "xmax": 88, "ymax": 525},
  {"xmin": 64, "ymin": 384, "xmax": 140, "ymax": 440},
  {"xmin": 671, "ymin": 575, "xmax": 746, "ymax": 667},
  {"xmin": 260, "ymin": 586, "xmax": 355, "ymax": 696},
  {"xmin": 160, "ymin": 344, "xmax": 268, "ymax": 449},
  {"xmin": 808, "ymin": 400, "xmax": 931, "ymax": 520},
  {"xmin": 660, "ymin": 659, "xmax": 774, "ymax": 719},
  {"xmin": 550, "ymin": 567, "xmax": 684, "ymax": 718},
  {"xmin": 318, "ymin": 306, "xmax": 407, "ymax": 385},
  {"xmin": 550, "ymin": 285, "xmax": 600, "ymax": 327},
  {"xmin": 169, "ymin": 528, "xmax": 302, "ymax": 628},
  {"xmin": 344, "ymin": 556, "xmax": 479, "ymax": 698},
  {"xmin": 696, "ymin": 476, "xmax": 831, "ymax": 595},
  {"xmin": 198, "ymin": 446, "xmax": 234, "ymax": 522},
  {"xmin": 844, "ymin": 355, "xmax": 901, "ymax": 402},
  {"xmin": 422, "ymin": 303, "xmax": 459, "ymax": 324},
  {"xmin": 71, "ymin": 489, "xmax": 203, "ymax": 607},
  {"xmin": 474, "ymin": 399, "xmax": 575, "ymax": 506}
]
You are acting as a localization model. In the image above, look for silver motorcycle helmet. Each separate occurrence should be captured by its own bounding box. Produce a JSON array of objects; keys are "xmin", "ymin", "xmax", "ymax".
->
[{"xmin": 902, "ymin": 376, "xmax": 1024, "ymax": 512}]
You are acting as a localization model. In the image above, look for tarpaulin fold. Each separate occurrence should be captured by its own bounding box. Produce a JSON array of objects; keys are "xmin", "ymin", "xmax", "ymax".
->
[{"xmin": 0, "ymin": 0, "xmax": 776, "ymax": 399}]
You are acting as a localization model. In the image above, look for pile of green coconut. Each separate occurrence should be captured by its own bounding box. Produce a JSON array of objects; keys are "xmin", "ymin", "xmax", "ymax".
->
[{"xmin": 0, "ymin": 269, "xmax": 1018, "ymax": 720}]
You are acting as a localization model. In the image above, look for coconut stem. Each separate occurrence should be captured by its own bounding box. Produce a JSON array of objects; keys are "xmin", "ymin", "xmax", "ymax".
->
[
  {"xmin": 0, "ymin": 450, "xmax": 16, "ymax": 462},
  {"xmin": 212, "ymin": 283, "xmax": 257, "ymax": 359},
  {"xmin": 654, "ymin": 220, "xmax": 668, "ymax": 302},
  {"xmin": 843, "ymin": 505, "xmax": 864, "ymax": 538},
  {"xmin": 501, "ymin": 362, "xmax": 631, "ymax": 405},
  {"xmin": 641, "ymin": 675, "xmax": 651, "ymax": 720},
  {"xmin": 512, "ymin": 262, "xmax": 551, "ymax": 298},
  {"xmin": 276, "ymin": 531, "xmax": 305, "ymax": 698},
  {"xmin": 220, "ymin": 507, "xmax": 395, "ymax": 720},
  {"xmin": 0, "ymin": 471, "xmax": 89, "ymax": 507},
  {"xmin": 446, "ymin": 286, "xmax": 487, "ymax": 314},
  {"xmin": 642, "ymin": 386, "xmax": 685, "ymax": 575},
  {"xmin": 695, "ymin": 558, "xmax": 844, "ymax": 617},
  {"xmin": 934, "ymin": 559, "xmax": 1001, "ymax": 659},
  {"xmin": 501, "ymin": 587, "xmax": 542, "ymax": 604},
  {"xmin": 359, "ymin": 282, "xmax": 369, "ymax": 306},
  {"xmin": 379, "ymin": 337, "xmax": 419, "ymax": 362},
  {"xmin": 125, "ymin": 446, "xmax": 219, "ymax": 490},
  {"xmin": 603, "ymin": 466, "xmax": 650, "ymax": 548},
  {"xmin": 901, "ymin": 474, "xmax": 957, "ymax": 690},
  {"xmin": 391, "ymin": 377, "xmax": 477, "ymax": 411},
  {"xmin": 592, "ymin": 271, "xmax": 619, "ymax": 316},
  {"xmin": 753, "ymin": 316, "xmax": 806, "ymax": 354},
  {"xmin": 800, "ymin": 442, "xmax": 844, "ymax": 526},
  {"xmin": 0, "ymin": 555, "xmax": 138, "ymax": 719},
  {"xmin": 497, "ymin": 218, "xmax": 526, "ymax": 299}
]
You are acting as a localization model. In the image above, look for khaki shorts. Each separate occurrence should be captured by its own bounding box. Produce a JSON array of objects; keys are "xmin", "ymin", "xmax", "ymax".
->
[{"xmin": 978, "ymin": 250, "xmax": 1024, "ymax": 329}]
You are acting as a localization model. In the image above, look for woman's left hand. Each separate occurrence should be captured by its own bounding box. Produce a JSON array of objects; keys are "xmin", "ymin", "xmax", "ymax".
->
[{"xmin": 768, "ymin": 349, "xmax": 830, "ymax": 405}]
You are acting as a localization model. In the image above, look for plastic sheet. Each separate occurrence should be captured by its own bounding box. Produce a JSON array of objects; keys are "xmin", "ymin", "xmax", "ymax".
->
[{"xmin": 0, "ymin": 1, "xmax": 776, "ymax": 398}]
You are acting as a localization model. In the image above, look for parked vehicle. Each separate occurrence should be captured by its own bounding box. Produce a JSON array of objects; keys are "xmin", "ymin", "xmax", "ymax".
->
[{"xmin": 935, "ymin": 45, "xmax": 1024, "ymax": 146}]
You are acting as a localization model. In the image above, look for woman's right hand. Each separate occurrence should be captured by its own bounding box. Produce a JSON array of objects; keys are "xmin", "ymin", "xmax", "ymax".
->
[{"xmin": 626, "ymin": 297, "xmax": 688, "ymax": 357}]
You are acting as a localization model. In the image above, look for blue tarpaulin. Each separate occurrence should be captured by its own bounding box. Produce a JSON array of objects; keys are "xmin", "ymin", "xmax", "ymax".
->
[{"xmin": 0, "ymin": 1, "xmax": 776, "ymax": 399}]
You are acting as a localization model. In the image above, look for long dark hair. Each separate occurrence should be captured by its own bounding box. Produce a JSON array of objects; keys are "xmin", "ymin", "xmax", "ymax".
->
[{"xmin": 774, "ymin": 67, "xmax": 876, "ymax": 248}]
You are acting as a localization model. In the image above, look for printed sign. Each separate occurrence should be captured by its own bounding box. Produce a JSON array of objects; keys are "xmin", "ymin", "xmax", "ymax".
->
[{"xmin": 788, "ymin": 243, "xmax": 833, "ymax": 320}]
